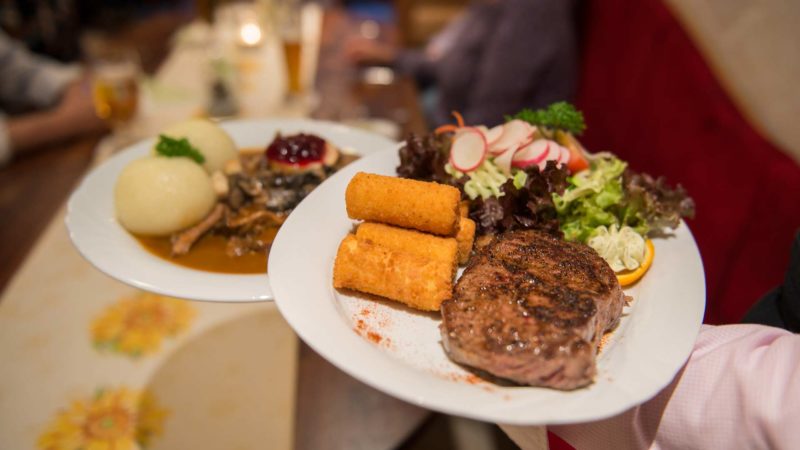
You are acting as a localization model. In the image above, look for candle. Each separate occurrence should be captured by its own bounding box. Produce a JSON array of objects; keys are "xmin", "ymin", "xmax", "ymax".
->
[{"xmin": 239, "ymin": 21, "xmax": 263, "ymax": 47}]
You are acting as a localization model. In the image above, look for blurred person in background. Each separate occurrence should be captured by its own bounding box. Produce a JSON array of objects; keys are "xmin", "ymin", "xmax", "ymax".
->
[
  {"xmin": 0, "ymin": 0, "xmax": 193, "ymax": 68},
  {"xmin": 74, "ymin": 0, "xmax": 194, "ymax": 74},
  {"xmin": 0, "ymin": 0, "xmax": 193, "ymax": 166},
  {"xmin": 0, "ymin": 0, "xmax": 82, "ymax": 62},
  {"xmin": 0, "ymin": 29, "xmax": 105, "ymax": 167},
  {"xmin": 346, "ymin": 0, "xmax": 579, "ymax": 126}
]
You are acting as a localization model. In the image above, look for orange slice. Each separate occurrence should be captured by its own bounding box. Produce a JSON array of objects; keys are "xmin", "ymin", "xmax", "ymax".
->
[{"xmin": 616, "ymin": 239, "xmax": 655, "ymax": 287}]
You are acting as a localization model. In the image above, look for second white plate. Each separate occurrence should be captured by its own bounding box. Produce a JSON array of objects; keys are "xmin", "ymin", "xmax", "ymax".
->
[{"xmin": 66, "ymin": 118, "xmax": 396, "ymax": 302}]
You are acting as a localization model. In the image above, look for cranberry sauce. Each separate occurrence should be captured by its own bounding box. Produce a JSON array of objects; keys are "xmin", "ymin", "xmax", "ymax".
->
[{"xmin": 266, "ymin": 133, "xmax": 326, "ymax": 166}]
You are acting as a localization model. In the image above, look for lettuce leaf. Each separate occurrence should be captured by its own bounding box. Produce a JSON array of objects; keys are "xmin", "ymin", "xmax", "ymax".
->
[
  {"xmin": 554, "ymin": 156, "xmax": 695, "ymax": 242},
  {"xmin": 470, "ymin": 161, "xmax": 567, "ymax": 236},
  {"xmin": 396, "ymin": 132, "xmax": 452, "ymax": 184},
  {"xmin": 621, "ymin": 170, "xmax": 696, "ymax": 235},
  {"xmin": 554, "ymin": 157, "xmax": 628, "ymax": 241}
]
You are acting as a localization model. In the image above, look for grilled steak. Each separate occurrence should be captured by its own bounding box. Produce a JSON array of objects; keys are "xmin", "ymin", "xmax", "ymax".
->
[{"xmin": 440, "ymin": 229, "xmax": 625, "ymax": 390}]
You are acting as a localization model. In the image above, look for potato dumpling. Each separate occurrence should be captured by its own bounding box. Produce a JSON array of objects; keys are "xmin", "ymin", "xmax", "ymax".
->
[
  {"xmin": 115, "ymin": 156, "xmax": 216, "ymax": 236},
  {"xmin": 157, "ymin": 119, "xmax": 237, "ymax": 173}
]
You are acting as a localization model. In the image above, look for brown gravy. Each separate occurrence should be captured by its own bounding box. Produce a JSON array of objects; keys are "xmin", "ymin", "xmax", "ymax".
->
[{"xmin": 135, "ymin": 227, "xmax": 279, "ymax": 274}]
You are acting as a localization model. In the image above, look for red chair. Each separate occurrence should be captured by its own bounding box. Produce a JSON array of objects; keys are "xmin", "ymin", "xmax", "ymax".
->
[{"xmin": 574, "ymin": 0, "xmax": 800, "ymax": 326}]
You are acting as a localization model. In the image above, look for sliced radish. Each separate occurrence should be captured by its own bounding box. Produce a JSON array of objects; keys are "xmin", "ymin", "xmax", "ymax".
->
[
  {"xmin": 537, "ymin": 144, "xmax": 560, "ymax": 171},
  {"xmin": 493, "ymin": 143, "xmax": 519, "ymax": 174},
  {"xmin": 471, "ymin": 125, "xmax": 490, "ymax": 144},
  {"xmin": 490, "ymin": 145, "xmax": 512, "ymax": 158},
  {"xmin": 512, "ymin": 139, "xmax": 551, "ymax": 168},
  {"xmin": 557, "ymin": 145, "xmax": 570, "ymax": 167},
  {"xmin": 489, "ymin": 120, "xmax": 531, "ymax": 155},
  {"xmin": 484, "ymin": 124, "xmax": 505, "ymax": 145},
  {"xmin": 549, "ymin": 144, "xmax": 565, "ymax": 168},
  {"xmin": 454, "ymin": 125, "xmax": 486, "ymax": 141},
  {"xmin": 517, "ymin": 133, "xmax": 536, "ymax": 151},
  {"xmin": 449, "ymin": 128, "xmax": 487, "ymax": 172}
]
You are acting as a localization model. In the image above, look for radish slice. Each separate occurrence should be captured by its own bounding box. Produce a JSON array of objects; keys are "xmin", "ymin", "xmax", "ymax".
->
[
  {"xmin": 557, "ymin": 145, "xmax": 570, "ymax": 167},
  {"xmin": 538, "ymin": 148, "xmax": 561, "ymax": 172},
  {"xmin": 493, "ymin": 143, "xmax": 519, "ymax": 174},
  {"xmin": 537, "ymin": 143, "xmax": 559, "ymax": 171},
  {"xmin": 472, "ymin": 125, "xmax": 490, "ymax": 144},
  {"xmin": 449, "ymin": 128, "xmax": 487, "ymax": 172},
  {"xmin": 454, "ymin": 125, "xmax": 483, "ymax": 138},
  {"xmin": 484, "ymin": 125, "xmax": 504, "ymax": 145},
  {"xmin": 517, "ymin": 133, "xmax": 536, "ymax": 151},
  {"xmin": 512, "ymin": 140, "xmax": 550, "ymax": 168},
  {"xmin": 489, "ymin": 120, "xmax": 530, "ymax": 155}
]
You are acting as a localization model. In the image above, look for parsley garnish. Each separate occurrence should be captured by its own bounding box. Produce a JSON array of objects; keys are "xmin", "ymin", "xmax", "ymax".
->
[
  {"xmin": 508, "ymin": 101, "xmax": 586, "ymax": 135},
  {"xmin": 155, "ymin": 135, "xmax": 205, "ymax": 164}
]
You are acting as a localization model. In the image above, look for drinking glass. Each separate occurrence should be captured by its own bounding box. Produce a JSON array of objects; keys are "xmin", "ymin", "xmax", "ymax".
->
[
  {"xmin": 277, "ymin": 0, "xmax": 304, "ymax": 96},
  {"xmin": 83, "ymin": 34, "xmax": 143, "ymax": 155},
  {"xmin": 88, "ymin": 44, "xmax": 141, "ymax": 128}
]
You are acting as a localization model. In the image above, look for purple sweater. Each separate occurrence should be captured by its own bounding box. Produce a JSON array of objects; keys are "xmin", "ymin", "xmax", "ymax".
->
[{"xmin": 395, "ymin": 0, "xmax": 578, "ymax": 126}]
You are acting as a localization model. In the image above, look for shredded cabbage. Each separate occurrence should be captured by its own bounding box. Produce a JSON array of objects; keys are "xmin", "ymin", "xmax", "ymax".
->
[
  {"xmin": 446, "ymin": 160, "xmax": 513, "ymax": 200},
  {"xmin": 587, "ymin": 224, "xmax": 645, "ymax": 272}
]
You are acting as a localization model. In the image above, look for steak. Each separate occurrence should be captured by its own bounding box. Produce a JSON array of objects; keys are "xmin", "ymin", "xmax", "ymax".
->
[{"xmin": 440, "ymin": 229, "xmax": 625, "ymax": 390}]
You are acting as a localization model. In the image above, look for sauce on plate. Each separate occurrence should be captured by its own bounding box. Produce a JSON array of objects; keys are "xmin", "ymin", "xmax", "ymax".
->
[{"xmin": 135, "ymin": 226, "xmax": 279, "ymax": 274}]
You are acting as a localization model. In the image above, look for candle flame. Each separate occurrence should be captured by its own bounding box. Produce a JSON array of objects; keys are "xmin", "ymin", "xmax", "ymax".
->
[{"xmin": 239, "ymin": 23, "xmax": 262, "ymax": 46}]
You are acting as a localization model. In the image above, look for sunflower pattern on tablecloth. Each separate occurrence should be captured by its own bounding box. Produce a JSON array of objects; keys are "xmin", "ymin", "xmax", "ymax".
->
[
  {"xmin": 37, "ymin": 387, "xmax": 168, "ymax": 450},
  {"xmin": 91, "ymin": 292, "xmax": 196, "ymax": 358}
]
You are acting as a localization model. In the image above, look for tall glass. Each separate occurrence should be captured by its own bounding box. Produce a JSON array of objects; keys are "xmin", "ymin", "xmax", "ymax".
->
[
  {"xmin": 277, "ymin": 0, "xmax": 304, "ymax": 96},
  {"xmin": 283, "ymin": 40, "xmax": 302, "ymax": 95},
  {"xmin": 83, "ymin": 34, "xmax": 142, "ymax": 155},
  {"xmin": 89, "ymin": 46, "xmax": 141, "ymax": 127}
]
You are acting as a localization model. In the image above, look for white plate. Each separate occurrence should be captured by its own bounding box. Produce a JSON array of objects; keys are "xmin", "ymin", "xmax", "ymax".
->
[
  {"xmin": 66, "ymin": 118, "xmax": 396, "ymax": 302},
  {"xmin": 269, "ymin": 148, "xmax": 706, "ymax": 425}
]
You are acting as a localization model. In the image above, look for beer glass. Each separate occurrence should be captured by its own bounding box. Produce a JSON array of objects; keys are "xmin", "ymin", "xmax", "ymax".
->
[
  {"xmin": 87, "ymin": 41, "xmax": 141, "ymax": 127},
  {"xmin": 277, "ymin": 0, "xmax": 304, "ymax": 96}
]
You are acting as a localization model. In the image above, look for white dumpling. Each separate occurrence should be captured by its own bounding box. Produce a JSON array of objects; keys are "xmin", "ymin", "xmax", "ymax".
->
[
  {"xmin": 157, "ymin": 119, "xmax": 237, "ymax": 173},
  {"xmin": 115, "ymin": 156, "xmax": 216, "ymax": 236}
]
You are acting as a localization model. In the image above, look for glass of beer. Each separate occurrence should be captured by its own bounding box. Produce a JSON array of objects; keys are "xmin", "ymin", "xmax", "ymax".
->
[
  {"xmin": 278, "ymin": 0, "xmax": 304, "ymax": 96},
  {"xmin": 87, "ymin": 41, "xmax": 141, "ymax": 128}
]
